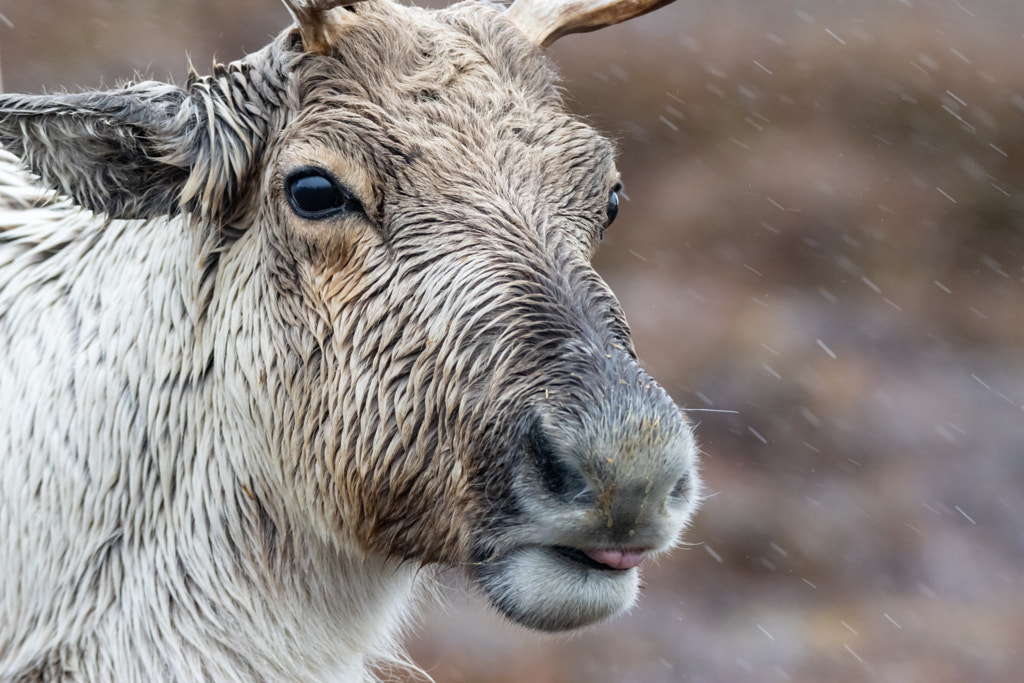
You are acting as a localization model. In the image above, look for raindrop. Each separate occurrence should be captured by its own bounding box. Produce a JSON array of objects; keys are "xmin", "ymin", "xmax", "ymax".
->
[
  {"xmin": 703, "ymin": 544, "xmax": 724, "ymax": 564},
  {"xmin": 818, "ymin": 288, "xmax": 839, "ymax": 304},
  {"xmin": 628, "ymin": 249, "xmax": 648, "ymax": 262},
  {"xmin": 954, "ymin": 506, "xmax": 977, "ymax": 525},
  {"xmin": 945, "ymin": 89, "xmax": 967, "ymax": 106},
  {"xmin": 824, "ymin": 28, "xmax": 846, "ymax": 45},
  {"xmin": 747, "ymin": 426, "xmax": 768, "ymax": 444},
  {"xmin": 844, "ymin": 645, "xmax": 865, "ymax": 665}
]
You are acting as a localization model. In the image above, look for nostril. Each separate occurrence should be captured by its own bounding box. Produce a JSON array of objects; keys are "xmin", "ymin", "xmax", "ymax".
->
[
  {"xmin": 529, "ymin": 419, "xmax": 589, "ymax": 502},
  {"xmin": 670, "ymin": 472, "xmax": 692, "ymax": 501}
]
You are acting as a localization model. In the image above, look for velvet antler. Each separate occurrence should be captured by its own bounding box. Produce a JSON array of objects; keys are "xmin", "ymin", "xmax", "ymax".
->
[{"xmin": 506, "ymin": 0, "xmax": 676, "ymax": 48}]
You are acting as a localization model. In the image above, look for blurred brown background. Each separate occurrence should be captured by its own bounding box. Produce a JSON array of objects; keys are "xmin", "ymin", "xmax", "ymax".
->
[{"xmin": 3, "ymin": 1, "xmax": 1023, "ymax": 681}]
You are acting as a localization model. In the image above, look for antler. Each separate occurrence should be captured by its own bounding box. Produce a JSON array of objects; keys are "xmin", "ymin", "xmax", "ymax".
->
[
  {"xmin": 505, "ymin": 0, "xmax": 676, "ymax": 48},
  {"xmin": 281, "ymin": 0, "xmax": 369, "ymax": 54}
]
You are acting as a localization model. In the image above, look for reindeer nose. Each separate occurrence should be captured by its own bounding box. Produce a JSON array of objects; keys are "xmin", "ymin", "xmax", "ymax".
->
[{"xmin": 527, "ymin": 393, "xmax": 694, "ymax": 529}]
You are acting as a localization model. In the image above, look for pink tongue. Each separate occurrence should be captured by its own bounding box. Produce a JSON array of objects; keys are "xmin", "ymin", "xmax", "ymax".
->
[{"xmin": 584, "ymin": 548, "xmax": 647, "ymax": 570}]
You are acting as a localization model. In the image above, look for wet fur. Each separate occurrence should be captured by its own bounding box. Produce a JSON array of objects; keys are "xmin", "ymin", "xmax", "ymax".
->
[{"xmin": 0, "ymin": 1, "xmax": 699, "ymax": 681}]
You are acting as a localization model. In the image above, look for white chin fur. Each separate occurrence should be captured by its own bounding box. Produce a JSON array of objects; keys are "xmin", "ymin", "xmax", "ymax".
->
[{"xmin": 478, "ymin": 546, "xmax": 641, "ymax": 632}]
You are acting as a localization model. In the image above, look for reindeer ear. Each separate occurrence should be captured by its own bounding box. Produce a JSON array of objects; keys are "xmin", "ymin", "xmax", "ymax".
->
[
  {"xmin": 281, "ymin": 0, "xmax": 369, "ymax": 55},
  {"xmin": 0, "ymin": 75, "xmax": 264, "ymax": 221},
  {"xmin": 0, "ymin": 84, "xmax": 191, "ymax": 219},
  {"xmin": 505, "ymin": 0, "xmax": 676, "ymax": 48}
]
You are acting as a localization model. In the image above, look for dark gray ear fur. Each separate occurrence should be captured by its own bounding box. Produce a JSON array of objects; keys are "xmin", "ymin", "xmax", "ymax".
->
[
  {"xmin": 0, "ymin": 65, "xmax": 274, "ymax": 221},
  {"xmin": 0, "ymin": 84, "xmax": 190, "ymax": 219}
]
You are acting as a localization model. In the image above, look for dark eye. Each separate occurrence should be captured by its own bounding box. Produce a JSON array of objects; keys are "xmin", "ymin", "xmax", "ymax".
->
[
  {"xmin": 285, "ymin": 168, "xmax": 362, "ymax": 220},
  {"xmin": 602, "ymin": 182, "xmax": 622, "ymax": 237},
  {"xmin": 606, "ymin": 189, "xmax": 620, "ymax": 226}
]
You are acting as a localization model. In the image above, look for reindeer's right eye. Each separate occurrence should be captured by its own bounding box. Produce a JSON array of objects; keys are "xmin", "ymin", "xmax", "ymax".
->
[{"xmin": 285, "ymin": 168, "xmax": 362, "ymax": 220}]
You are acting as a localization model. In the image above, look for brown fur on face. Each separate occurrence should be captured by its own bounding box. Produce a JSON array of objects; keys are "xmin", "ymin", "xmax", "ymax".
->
[
  {"xmin": 249, "ymin": 1, "xmax": 625, "ymax": 565},
  {"xmin": 0, "ymin": 0, "xmax": 698, "ymax": 663}
]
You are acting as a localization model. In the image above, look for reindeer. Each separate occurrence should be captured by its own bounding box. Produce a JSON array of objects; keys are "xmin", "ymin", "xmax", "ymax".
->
[{"xmin": 0, "ymin": 0, "xmax": 701, "ymax": 680}]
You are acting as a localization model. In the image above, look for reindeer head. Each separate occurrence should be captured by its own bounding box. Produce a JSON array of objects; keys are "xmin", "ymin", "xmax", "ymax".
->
[{"xmin": 0, "ymin": 0, "xmax": 700, "ymax": 632}]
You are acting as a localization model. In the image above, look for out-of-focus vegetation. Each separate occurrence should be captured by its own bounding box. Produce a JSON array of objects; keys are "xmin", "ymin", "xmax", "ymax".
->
[{"xmin": 3, "ymin": 1, "xmax": 1023, "ymax": 681}]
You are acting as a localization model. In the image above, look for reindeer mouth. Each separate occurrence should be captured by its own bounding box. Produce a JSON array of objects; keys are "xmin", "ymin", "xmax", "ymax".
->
[
  {"xmin": 550, "ymin": 545, "xmax": 648, "ymax": 571},
  {"xmin": 551, "ymin": 545, "xmax": 616, "ymax": 570}
]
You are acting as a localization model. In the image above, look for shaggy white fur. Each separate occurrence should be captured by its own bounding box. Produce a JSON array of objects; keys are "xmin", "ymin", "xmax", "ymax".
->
[{"xmin": 0, "ymin": 1, "xmax": 700, "ymax": 680}]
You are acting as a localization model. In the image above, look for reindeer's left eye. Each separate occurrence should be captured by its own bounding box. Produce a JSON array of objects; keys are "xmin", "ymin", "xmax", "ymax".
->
[{"xmin": 286, "ymin": 168, "xmax": 363, "ymax": 220}]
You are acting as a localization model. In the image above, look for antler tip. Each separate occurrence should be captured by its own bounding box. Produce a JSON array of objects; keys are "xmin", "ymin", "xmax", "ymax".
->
[{"xmin": 506, "ymin": 0, "xmax": 679, "ymax": 48}]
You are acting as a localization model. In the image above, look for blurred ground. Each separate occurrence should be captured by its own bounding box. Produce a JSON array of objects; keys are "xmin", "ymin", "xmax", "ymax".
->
[{"xmin": 3, "ymin": 1, "xmax": 1023, "ymax": 681}]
